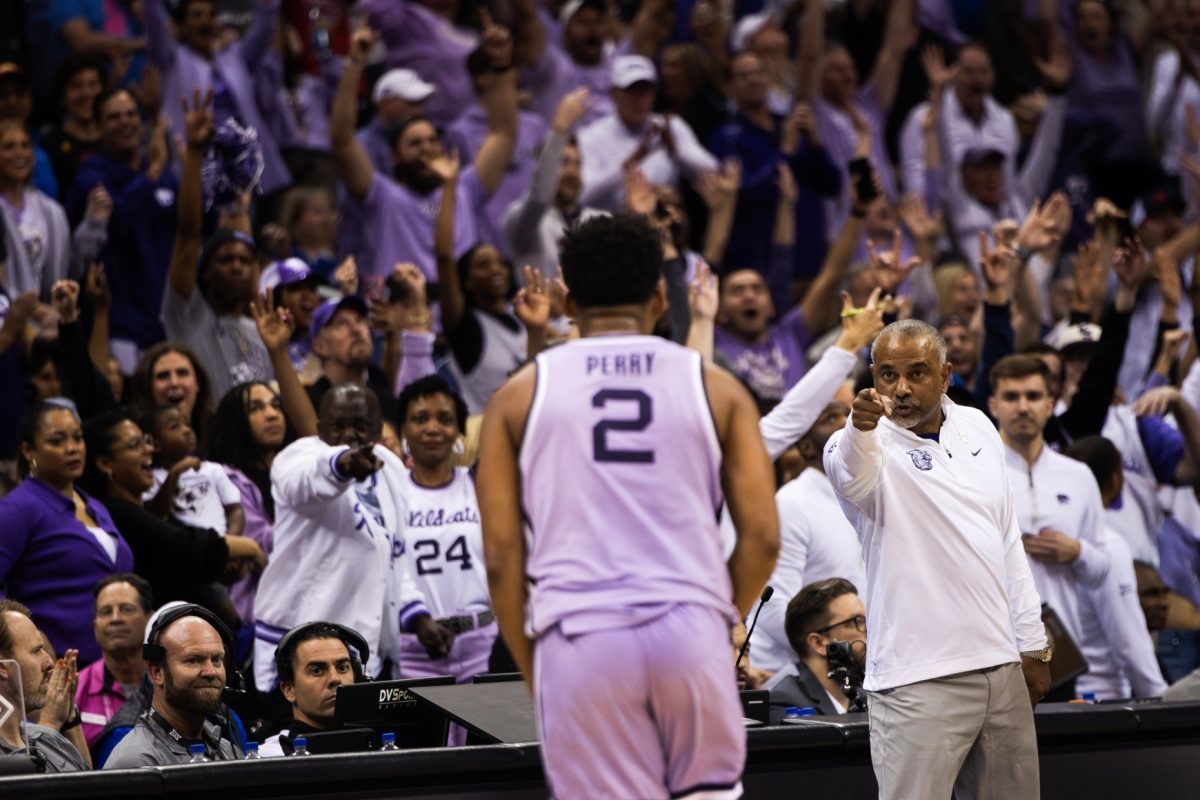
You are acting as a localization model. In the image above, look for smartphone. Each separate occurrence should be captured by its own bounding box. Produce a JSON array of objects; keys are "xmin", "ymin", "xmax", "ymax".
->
[{"xmin": 848, "ymin": 157, "xmax": 879, "ymax": 204}]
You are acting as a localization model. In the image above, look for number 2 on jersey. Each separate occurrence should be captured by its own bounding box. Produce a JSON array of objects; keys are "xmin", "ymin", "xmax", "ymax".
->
[
  {"xmin": 413, "ymin": 536, "xmax": 473, "ymax": 575},
  {"xmin": 592, "ymin": 389, "xmax": 655, "ymax": 464}
]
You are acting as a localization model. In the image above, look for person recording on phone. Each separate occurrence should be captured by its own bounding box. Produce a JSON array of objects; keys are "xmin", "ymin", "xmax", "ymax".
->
[
  {"xmin": 765, "ymin": 578, "xmax": 867, "ymax": 720},
  {"xmin": 824, "ymin": 318, "xmax": 1050, "ymax": 800}
]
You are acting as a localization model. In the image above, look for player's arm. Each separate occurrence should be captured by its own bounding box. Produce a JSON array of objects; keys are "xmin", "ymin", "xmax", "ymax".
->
[
  {"xmin": 708, "ymin": 364, "xmax": 781, "ymax": 619},
  {"xmin": 478, "ymin": 365, "xmax": 537, "ymax": 686}
]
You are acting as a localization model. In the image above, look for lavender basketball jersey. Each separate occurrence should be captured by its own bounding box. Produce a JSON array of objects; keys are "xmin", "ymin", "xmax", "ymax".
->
[{"xmin": 519, "ymin": 335, "xmax": 734, "ymax": 638}]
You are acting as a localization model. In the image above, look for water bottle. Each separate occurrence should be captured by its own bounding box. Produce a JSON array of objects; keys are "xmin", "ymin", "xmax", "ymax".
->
[
  {"xmin": 188, "ymin": 743, "xmax": 210, "ymax": 763},
  {"xmin": 291, "ymin": 737, "xmax": 311, "ymax": 757},
  {"xmin": 1082, "ymin": 692, "xmax": 1097, "ymax": 703},
  {"xmin": 243, "ymin": 742, "xmax": 260, "ymax": 760},
  {"xmin": 781, "ymin": 706, "xmax": 816, "ymax": 724},
  {"xmin": 379, "ymin": 732, "xmax": 398, "ymax": 752}
]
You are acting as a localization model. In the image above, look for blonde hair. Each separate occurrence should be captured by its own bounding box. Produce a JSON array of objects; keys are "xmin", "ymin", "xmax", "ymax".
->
[
  {"xmin": 933, "ymin": 262, "xmax": 977, "ymax": 321},
  {"xmin": 279, "ymin": 185, "xmax": 335, "ymax": 234}
]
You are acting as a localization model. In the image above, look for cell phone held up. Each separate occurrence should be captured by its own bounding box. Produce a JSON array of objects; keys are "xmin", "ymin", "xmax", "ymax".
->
[{"xmin": 848, "ymin": 157, "xmax": 879, "ymax": 205}]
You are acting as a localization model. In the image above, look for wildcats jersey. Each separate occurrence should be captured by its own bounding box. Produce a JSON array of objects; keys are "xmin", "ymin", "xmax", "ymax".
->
[
  {"xmin": 397, "ymin": 467, "xmax": 491, "ymax": 618},
  {"xmin": 519, "ymin": 335, "xmax": 733, "ymax": 637}
]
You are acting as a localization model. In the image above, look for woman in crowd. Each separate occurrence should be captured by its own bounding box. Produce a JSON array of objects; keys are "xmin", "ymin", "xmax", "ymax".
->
[
  {"xmin": 128, "ymin": 343, "xmax": 214, "ymax": 451},
  {"xmin": 82, "ymin": 410, "xmax": 265, "ymax": 630},
  {"xmin": 279, "ymin": 185, "xmax": 339, "ymax": 280},
  {"xmin": 0, "ymin": 401, "xmax": 133, "ymax": 663},
  {"xmin": 40, "ymin": 55, "xmax": 106, "ymax": 194},
  {"xmin": 389, "ymin": 375, "xmax": 494, "ymax": 691},
  {"xmin": 0, "ymin": 120, "xmax": 75, "ymax": 299},
  {"xmin": 207, "ymin": 380, "xmax": 290, "ymax": 624}
]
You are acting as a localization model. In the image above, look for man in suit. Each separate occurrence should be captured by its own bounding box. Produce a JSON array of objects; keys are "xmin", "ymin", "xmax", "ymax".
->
[{"xmin": 766, "ymin": 578, "xmax": 866, "ymax": 721}]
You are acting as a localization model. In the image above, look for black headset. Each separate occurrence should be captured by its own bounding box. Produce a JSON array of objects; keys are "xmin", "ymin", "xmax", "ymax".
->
[
  {"xmin": 273, "ymin": 621, "xmax": 372, "ymax": 685},
  {"xmin": 142, "ymin": 603, "xmax": 244, "ymax": 697}
]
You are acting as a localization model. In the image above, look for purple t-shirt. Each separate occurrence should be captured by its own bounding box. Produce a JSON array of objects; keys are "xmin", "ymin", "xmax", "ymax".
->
[
  {"xmin": 0, "ymin": 478, "xmax": 133, "ymax": 663},
  {"xmin": 714, "ymin": 306, "xmax": 810, "ymax": 402},
  {"xmin": 445, "ymin": 105, "xmax": 548, "ymax": 256},
  {"xmin": 364, "ymin": 0, "xmax": 477, "ymax": 130},
  {"xmin": 358, "ymin": 167, "xmax": 487, "ymax": 280},
  {"xmin": 523, "ymin": 41, "xmax": 621, "ymax": 127},
  {"xmin": 814, "ymin": 85, "xmax": 896, "ymax": 238}
]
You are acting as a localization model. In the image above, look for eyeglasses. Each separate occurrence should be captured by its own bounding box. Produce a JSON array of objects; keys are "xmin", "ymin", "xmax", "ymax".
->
[
  {"xmin": 815, "ymin": 615, "xmax": 867, "ymax": 636},
  {"xmin": 119, "ymin": 434, "xmax": 154, "ymax": 452}
]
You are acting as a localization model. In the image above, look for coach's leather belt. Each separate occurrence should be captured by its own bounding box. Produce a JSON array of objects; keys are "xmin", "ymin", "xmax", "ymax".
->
[{"xmin": 436, "ymin": 610, "xmax": 496, "ymax": 634}]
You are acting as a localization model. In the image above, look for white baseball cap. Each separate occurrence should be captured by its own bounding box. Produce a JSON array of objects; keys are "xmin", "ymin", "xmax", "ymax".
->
[
  {"xmin": 731, "ymin": 10, "xmax": 775, "ymax": 53},
  {"xmin": 372, "ymin": 68, "xmax": 436, "ymax": 104},
  {"xmin": 610, "ymin": 55, "xmax": 657, "ymax": 90},
  {"xmin": 559, "ymin": 0, "xmax": 606, "ymax": 27},
  {"xmin": 1051, "ymin": 322, "xmax": 1102, "ymax": 351}
]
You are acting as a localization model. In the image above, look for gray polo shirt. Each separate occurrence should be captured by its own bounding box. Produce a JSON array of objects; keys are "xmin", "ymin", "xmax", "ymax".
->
[
  {"xmin": 0, "ymin": 723, "xmax": 89, "ymax": 773},
  {"xmin": 103, "ymin": 711, "xmax": 241, "ymax": 769},
  {"xmin": 161, "ymin": 287, "xmax": 272, "ymax": 402}
]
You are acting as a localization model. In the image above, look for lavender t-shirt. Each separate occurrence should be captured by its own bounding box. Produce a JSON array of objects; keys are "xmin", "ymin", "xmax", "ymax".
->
[
  {"xmin": 714, "ymin": 306, "xmax": 810, "ymax": 402},
  {"xmin": 359, "ymin": 167, "xmax": 487, "ymax": 280},
  {"xmin": 814, "ymin": 85, "xmax": 896, "ymax": 239},
  {"xmin": 445, "ymin": 106, "xmax": 548, "ymax": 256}
]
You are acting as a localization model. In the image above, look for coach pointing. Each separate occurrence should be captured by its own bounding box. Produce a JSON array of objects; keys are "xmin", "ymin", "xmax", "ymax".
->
[{"xmin": 824, "ymin": 318, "xmax": 1050, "ymax": 799}]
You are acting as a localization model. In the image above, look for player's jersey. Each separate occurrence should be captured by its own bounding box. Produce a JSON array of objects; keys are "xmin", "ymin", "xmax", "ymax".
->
[
  {"xmin": 519, "ymin": 334, "xmax": 733, "ymax": 638},
  {"xmin": 395, "ymin": 467, "xmax": 490, "ymax": 617}
]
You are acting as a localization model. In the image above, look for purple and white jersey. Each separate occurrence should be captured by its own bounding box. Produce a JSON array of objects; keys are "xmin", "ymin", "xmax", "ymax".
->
[
  {"xmin": 394, "ymin": 467, "xmax": 490, "ymax": 619},
  {"xmin": 519, "ymin": 335, "xmax": 733, "ymax": 638}
]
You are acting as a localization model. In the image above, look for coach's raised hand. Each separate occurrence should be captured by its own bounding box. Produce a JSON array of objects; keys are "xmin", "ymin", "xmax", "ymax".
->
[
  {"xmin": 852, "ymin": 388, "xmax": 893, "ymax": 432},
  {"xmin": 337, "ymin": 444, "xmax": 383, "ymax": 482}
]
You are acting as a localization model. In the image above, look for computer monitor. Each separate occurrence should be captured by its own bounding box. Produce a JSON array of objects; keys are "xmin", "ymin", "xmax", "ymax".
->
[{"xmin": 334, "ymin": 676, "xmax": 455, "ymax": 748}]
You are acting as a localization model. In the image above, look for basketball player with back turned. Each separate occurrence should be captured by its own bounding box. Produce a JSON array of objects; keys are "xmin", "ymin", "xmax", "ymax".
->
[{"xmin": 478, "ymin": 214, "xmax": 780, "ymax": 800}]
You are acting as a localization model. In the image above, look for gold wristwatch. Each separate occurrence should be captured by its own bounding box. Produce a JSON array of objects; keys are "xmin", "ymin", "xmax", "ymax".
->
[{"xmin": 1020, "ymin": 646, "xmax": 1053, "ymax": 663}]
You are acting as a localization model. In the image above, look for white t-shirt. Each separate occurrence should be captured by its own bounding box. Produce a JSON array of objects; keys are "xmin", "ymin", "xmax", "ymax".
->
[{"xmin": 145, "ymin": 460, "xmax": 241, "ymax": 534}]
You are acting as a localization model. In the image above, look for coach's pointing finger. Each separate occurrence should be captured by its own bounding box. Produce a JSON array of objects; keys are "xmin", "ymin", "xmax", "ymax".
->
[{"xmin": 853, "ymin": 388, "xmax": 893, "ymax": 431}]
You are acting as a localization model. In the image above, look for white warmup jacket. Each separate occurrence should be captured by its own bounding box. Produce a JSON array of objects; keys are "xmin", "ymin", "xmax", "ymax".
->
[
  {"xmin": 1076, "ymin": 527, "xmax": 1168, "ymax": 699},
  {"xmin": 824, "ymin": 397, "xmax": 1047, "ymax": 691},
  {"xmin": 1004, "ymin": 443, "xmax": 1110, "ymax": 648},
  {"xmin": 751, "ymin": 467, "xmax": 866, "ymax": 672},
  {"xmin": 252, "ymin": 437, "xmax": 425, "ymax": 689}
]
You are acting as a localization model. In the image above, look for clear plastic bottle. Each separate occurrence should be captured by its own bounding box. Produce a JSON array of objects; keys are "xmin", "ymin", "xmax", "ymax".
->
[
  {"xmin": 291, "ymin": 737, "xmax": 311, "ymax": 757},
  {"xmin": 243, "ymin": 742, "xmax": 261, "ymax": 759},
  {"xmin": 188, "ymin": 743, "xmax": 210, "ymax": 763},
  {"xmin": 379, "ymin": 732, "xmax": 398, "ymax": 752}
]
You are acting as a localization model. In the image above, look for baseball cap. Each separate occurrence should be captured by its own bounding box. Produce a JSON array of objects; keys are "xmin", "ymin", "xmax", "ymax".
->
[
  {"xmin": 372, "ymin": 68, "xmax": 436, "ymax": 105},
  {"xmin": 559, "ymin": 0, "xmax": 606, "ymax": 27},
  {"xmin": 961, "ymin": 147, "xmax": 1006, "ymax": 168},
  {"xmin": 199, "ymin": 229, "xmax": 257, "ymax": 273},
  {"xmin": 731, "ymin": 10, "xmax": 775, "ymax": 53},
  {"xmin": 610, "ymin": 55, "xmax": 657, "ymax": 90},
  {"xmin": 309, "ymin": 295, "xmax": 369, "ymax": 341},
  {"xmin": 259, "ymin": 257, "xmax": 319, "ymax": 293},
  {"xmin": 1051, "ymin": 322, "xmax": 1102, "ymax": 352}
]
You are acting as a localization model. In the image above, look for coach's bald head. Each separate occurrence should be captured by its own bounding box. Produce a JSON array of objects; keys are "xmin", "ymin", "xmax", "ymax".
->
[{"xmin": 318, "ymin": 383, "xmax": 382, "ymax": 448}]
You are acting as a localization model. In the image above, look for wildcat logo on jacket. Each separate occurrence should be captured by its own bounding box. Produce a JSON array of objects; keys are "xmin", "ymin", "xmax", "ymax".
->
[{"xmin": 907, "ymin": 449, "xmax": 934, "ymax": 471}]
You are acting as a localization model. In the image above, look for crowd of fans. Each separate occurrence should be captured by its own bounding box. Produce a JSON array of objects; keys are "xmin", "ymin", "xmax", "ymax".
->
[{"xmin": 2, "ymin": 0, "xmax": 1200, "ymax": 774}]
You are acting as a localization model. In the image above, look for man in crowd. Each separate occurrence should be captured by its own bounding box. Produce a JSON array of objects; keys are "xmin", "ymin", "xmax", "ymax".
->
[
  {"xmin": 64, "ymin": 88, "xmax": 178, "ymax": 367},
  {"xmin": 305, "ymin": 296, "xmax": 399, "ymax": 422},
  {"xmin": 751, "ymin": 399, "xmax": 866, "ymax": 673},
  {"xmin": 577, "ymin": 55, "xmax": 717, "ymax": 212},
  {"xmin": 0, "ymin": 600, "xmax": 90, "ymax": 771},
  {"xmin": 261, "ymin": 622, "xmax": 365, "ymax": 757},
  {"xmin": 825, "ymin": 319, "xmax": 1049, "ymax": 799},
  {"xmin": 104, "ymin": 605, "xmax": 242, "ymax": 767},
  {"xmin": 75, "ymin": 574, "xmax": 152, "ymax": 750},
  {"xmin": 252, "ymin": 384, "xmax": 422, "ymax": 689},
  {"xmin": 990, "ymin": 355, "xmax": 1110, "ymax": 697},
  {"xmin": 359, "ymin": 69, "xmax": 436, "ymax": 175},
  {"xmin": 766, "ymin": 578, "xmax": 868, "ymax": 720}
]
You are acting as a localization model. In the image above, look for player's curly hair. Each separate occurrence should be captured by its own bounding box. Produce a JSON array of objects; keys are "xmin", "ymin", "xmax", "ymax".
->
[{"xmin": 558, "ymin": 214, "xmax": 663, "ymax": 309}]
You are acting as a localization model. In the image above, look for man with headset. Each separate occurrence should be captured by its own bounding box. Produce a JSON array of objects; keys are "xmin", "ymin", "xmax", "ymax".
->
[
  {"xmin": 103, "ymin": 604, "xmax": 244, "ymax": 767},
  {"xmin": 260, "ymin": 621, "xmax": 369, "ymax": 757}
]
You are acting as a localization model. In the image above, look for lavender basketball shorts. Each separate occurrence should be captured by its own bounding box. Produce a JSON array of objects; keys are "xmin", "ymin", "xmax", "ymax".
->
[{"xmin": 533, "ymin": 603, "xmax": 745, "ymax": 800}]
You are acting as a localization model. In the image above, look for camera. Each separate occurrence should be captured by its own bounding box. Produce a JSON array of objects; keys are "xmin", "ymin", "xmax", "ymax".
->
[{"xmin": 826, "ymin": 640, "xmax": 867, "ymax": 712}]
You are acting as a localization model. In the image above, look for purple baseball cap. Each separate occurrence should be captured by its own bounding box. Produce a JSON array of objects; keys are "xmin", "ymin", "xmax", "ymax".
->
[
  {"xmin": 309, "ymin": 295, "xmax": 369, "ymax": 341},
  {"xmin": 259, "ymin": 257, "xmax": 318, "ymax": 293}
]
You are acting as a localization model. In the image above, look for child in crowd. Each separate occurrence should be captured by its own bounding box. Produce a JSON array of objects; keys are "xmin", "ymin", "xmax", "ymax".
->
[{"xmin": 143, "ymin": 404, "xmax": 245, "ymax": 538}]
